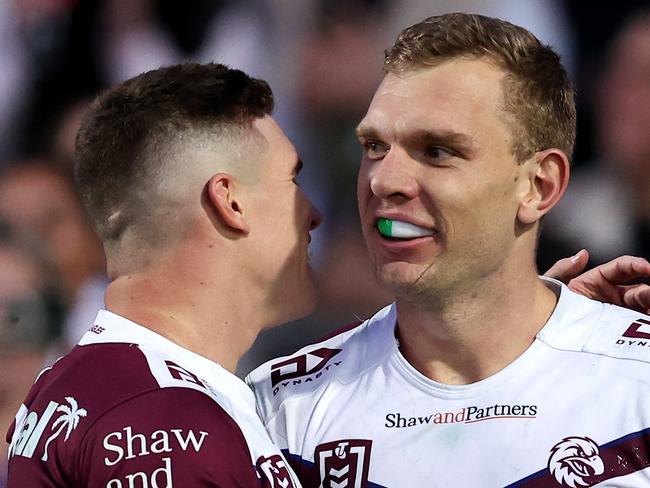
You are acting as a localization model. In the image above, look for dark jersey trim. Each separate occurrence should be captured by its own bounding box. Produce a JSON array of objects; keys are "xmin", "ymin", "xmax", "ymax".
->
[{"xmin": 505, "ymin": 427, "xmax": 650, "ymax": 487}]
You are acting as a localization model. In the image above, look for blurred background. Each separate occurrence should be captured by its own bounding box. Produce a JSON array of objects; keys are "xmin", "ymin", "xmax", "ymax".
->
[{"xmin": 1, "ymin": 0, "xmax": 649, "ymax": 480}]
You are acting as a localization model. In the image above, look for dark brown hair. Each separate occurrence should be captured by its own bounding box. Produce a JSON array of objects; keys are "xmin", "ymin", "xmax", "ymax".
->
[{"xmin": 74, "ymin": 63, "xmax": 274, "ymax": 247}]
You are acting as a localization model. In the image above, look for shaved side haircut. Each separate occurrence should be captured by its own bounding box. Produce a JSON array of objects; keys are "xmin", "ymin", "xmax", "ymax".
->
[{"xmin": 74, "ymin": 63, "xmax": 274, "ymax": 262}]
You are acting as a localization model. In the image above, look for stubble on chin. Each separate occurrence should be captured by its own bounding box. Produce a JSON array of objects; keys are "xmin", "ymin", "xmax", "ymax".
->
[{"xmin": 374, "ymin": 258, "xmax": 470, "ymax": 310}]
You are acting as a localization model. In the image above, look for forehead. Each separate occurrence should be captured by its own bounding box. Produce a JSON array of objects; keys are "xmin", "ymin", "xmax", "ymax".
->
[
  {"xmin": 254, "ymin": 117, "xmax": 298, "ymax": 165},
  {"xmin": 359, "ymin": 58, "xmax": 511, "ymax": 140}
]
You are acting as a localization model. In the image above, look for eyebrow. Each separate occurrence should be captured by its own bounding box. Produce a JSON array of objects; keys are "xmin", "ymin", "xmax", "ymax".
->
[
  {"xmin": 356, "ymin": 125, "xmax": 474, "ymax": 150},
  {"xmin": 408, "ymin": 129, "xmax": 474, "ymax": 149},
  {"xmin": 355, "ymin": 125, "xmax": 378, "ymax": 140}
]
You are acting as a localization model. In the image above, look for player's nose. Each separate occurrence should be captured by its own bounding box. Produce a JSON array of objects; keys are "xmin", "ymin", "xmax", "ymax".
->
[{"xmin": 369, "ymin": 148, "xmax": 418, "ymax": 200}]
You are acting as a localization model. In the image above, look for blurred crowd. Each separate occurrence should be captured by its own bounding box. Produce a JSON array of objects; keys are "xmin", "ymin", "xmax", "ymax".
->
[{"xmin": 1, "ymin": 0, "xmax": 649, "ymax": 482}]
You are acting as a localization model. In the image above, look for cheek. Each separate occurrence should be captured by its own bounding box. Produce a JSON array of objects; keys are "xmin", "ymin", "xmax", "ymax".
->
[{"xmin": 443, "ymin": 174, "xmax": 519, "ymax": 236}]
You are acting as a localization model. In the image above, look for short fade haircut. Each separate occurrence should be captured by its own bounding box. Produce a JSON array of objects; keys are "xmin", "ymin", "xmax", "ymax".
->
[
  {"xmin": 384, "ymin": 13, "xmax": 576, "ymax": 162},
  {"xmin": 74, "ymin": 63, "xmax": 274, "ymax": 255}
]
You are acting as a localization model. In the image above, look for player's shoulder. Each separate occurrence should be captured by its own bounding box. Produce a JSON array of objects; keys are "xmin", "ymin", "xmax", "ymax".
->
[
  {"xmin": 247, "ymin": 303, "xmax": 397, "ymax": 411},
  {"xmin": 11, "ymin": 340, "xmax": 229, "ymax": 447},
  {"xmin": 90, "ymin": 387, "xmax": 250, "ymax": 448},
  {"xmin": 82, "ymin": 388, "xmax": 263, "ymax": 486},
  {"xmin": 539, "ymin": 280, "xmax": 650, "ymax": 366},
  {"xmin": 19, "ymin": 342, "xmax": 163, "ymax": 419},
  {"xmin": 7, "ymin": 343, "xmax": 169, "ymax": 471},
  {"xmin": 585, "ymin": 301, "xmax": 650, "ymax": 365},
  {"xmin": 8, "ymin": 344, "xmax": 269, "ymax": 487}
]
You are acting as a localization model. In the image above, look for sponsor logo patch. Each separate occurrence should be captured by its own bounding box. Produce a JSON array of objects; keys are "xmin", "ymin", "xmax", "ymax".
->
[
  {"xmin": 616, "ymin": 318, "xmax": 650, "ymax": 348},
  {"xmin": 548, "ymin": 436, "xmax": 604, "ymax": 487},
  {"xmin": 623, "ymin": 318, "xmax": 650, "ymax": 339},
  {"xmin": 165, "ymin": 360, "xmax": 206, "ymax": 388},
  {"xmin": 9, "ymin": 396, "xmax": 87, "ymax": 461},
  {"xmin": 270, "ymin": 348, "xmax": 342, "ymax": 396},
  {"xmin": 102, "ymin": 426, "xmax": 208, "ymax": 487},
  {"xmin": 385, "ymin": 403, "xmax": 537, "ymax": 428},
  {"xmin": 315, "ymin": 439, "xmax": 372, "ymax": 488}
]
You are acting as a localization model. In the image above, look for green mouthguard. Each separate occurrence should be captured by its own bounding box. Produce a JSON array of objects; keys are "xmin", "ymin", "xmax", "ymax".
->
[{"xmin": 377, "ymin": 218, "xmax": 393, "ymax": 237}]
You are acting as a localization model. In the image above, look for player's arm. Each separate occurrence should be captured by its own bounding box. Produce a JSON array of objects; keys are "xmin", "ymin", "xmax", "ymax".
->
[
  {"xmin": 544, "ymin": 249, "xmax": 650, "ymax": 313},
  {"xmin": 77, "ymin": 388, "xmax": 264, "ymax": 487}
]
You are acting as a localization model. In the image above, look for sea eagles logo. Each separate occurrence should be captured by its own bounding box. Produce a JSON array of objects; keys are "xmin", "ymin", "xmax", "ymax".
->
[
  {"xmin": 548, "ymin": 436, "xmax": 605, "ymax": 487},
  {"xmin": 315, "ymin": 439, "xmax": 372, "ymax": 488}
]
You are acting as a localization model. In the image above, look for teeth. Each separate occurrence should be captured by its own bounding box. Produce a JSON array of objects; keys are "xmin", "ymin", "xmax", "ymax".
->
[{"xmin": 376, "ymin": 218, "xmax": 434, "ymax": 238}]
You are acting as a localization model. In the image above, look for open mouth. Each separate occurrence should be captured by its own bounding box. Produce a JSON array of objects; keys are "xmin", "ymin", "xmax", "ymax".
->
[{"xmin": 375, "ymin": 218, "xmax": 435, "ymax": 241}]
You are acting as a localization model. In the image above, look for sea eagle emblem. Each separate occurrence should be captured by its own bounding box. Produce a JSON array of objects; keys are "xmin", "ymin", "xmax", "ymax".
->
[{"xmin": 548, "ymin": 436, "xmax": 604, "ymax": 487}]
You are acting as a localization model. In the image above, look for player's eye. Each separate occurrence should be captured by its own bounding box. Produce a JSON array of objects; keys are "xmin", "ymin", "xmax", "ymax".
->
[
  {"xmin": 362, "ymin": 140, "xmax": 388, "ymax": 159},
  {"xmin": 425, "ymin": 146, "xmax": 452, "ymax": 159}
]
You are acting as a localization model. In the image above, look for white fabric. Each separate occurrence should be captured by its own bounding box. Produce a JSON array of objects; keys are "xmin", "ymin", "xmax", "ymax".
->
[{"xmin": 248, "ymin": 279, "xmax": 650, "ymax": 487}]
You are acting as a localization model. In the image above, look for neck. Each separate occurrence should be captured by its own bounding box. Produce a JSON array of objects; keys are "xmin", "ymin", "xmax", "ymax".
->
[
  {"xmin": 395, "ymin": 264, "xmax": 557, "ymax": 385},
  {"xmin": 104, "ymin": 260, "xmax": 263, "ymax": 373}
]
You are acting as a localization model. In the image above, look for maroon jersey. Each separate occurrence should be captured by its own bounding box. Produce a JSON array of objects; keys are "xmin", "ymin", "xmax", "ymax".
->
[{"xmin": 6, "ymin": 310, "xmax": 299, "ymax": 487}]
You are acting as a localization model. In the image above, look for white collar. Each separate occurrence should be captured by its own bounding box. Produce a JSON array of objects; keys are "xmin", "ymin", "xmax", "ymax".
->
[{"xmin": 80, "ymin": 309, "xmax": 255, "ymax": 407}]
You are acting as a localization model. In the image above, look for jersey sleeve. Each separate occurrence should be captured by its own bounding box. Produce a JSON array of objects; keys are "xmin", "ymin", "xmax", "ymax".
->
[{"xmin": 75, "ymin": 387, "xmax": 264, "ymax": 487}]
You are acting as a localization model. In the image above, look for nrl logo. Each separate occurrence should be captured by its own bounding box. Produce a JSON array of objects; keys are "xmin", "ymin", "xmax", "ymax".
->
[
  {"xmin": 548, "ymin": 436, "xmax": 604, "ymax": 487},
  {"xmin": 315, "ymin": 439, "xmax": 372, "ymax": 488},
  {"xmin": 256, "ymin": 454, "xmax": 295, "ymax": 488}
]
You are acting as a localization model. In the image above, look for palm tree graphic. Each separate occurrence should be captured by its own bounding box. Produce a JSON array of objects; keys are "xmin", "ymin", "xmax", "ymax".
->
[{"xmin": 41, "ymin": 396, "xmax": 88, "ymax": 461}]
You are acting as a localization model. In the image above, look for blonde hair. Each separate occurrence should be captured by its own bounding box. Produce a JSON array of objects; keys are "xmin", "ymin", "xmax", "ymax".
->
[{"xmin": 384, "ymin": 13, "xmax": 576, "ymax": 162}]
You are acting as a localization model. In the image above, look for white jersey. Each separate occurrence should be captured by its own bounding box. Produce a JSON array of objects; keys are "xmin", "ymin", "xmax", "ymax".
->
[{"xmin": 247, "ymin": 280, "xmax": 650, "ymax": 487}]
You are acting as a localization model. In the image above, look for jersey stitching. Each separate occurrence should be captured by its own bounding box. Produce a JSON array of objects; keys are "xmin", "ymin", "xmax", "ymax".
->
[{"xmin": 580, "ymin": 300, "xmax": 608, "ymax": 350}]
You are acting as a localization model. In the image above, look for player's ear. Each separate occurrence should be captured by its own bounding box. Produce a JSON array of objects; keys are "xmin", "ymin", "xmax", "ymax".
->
[
  {"xmin": 517, "ymin": 148, "xmax": 570, "ymax": 225},
  {"xmin": 205, "ymin": 173, "xmax": 250, "ymax": 234}
]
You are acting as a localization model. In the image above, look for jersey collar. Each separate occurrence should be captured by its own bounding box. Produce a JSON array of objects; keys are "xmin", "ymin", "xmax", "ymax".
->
[{"xmin": 79, "ymin": 309, "xmax": 255, "ymax": 407}]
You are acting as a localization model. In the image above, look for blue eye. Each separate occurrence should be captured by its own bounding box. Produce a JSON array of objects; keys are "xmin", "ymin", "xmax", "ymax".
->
[{"xmin": 426, "ymin": 146, "xmax": 451, "ymax": 159}]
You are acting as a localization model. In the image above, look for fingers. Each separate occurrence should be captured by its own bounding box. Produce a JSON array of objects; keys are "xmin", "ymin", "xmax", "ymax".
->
[
  {"xmin": 545, "ymin": 252, "xmax": 650, "ymax": 313},
  {"xmin": 621, "ymin": 284, "xmax": 650, "ymax": 314},
  {"xmin": 543, "ymin": 249, "xmax": 589, "ymax": 284},
  {"xmin": 568, "ymin": 273, "xmax": 620, "ymax": 304},
  {"xmin": 596, "ymin": 255, "xmax": 650, "ymax": 284}
]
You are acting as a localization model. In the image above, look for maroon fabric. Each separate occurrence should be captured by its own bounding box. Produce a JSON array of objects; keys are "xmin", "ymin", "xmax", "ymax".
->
[{"xmin": 6, "ymin": 343, "xmax": 265, "ymax": 487}]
